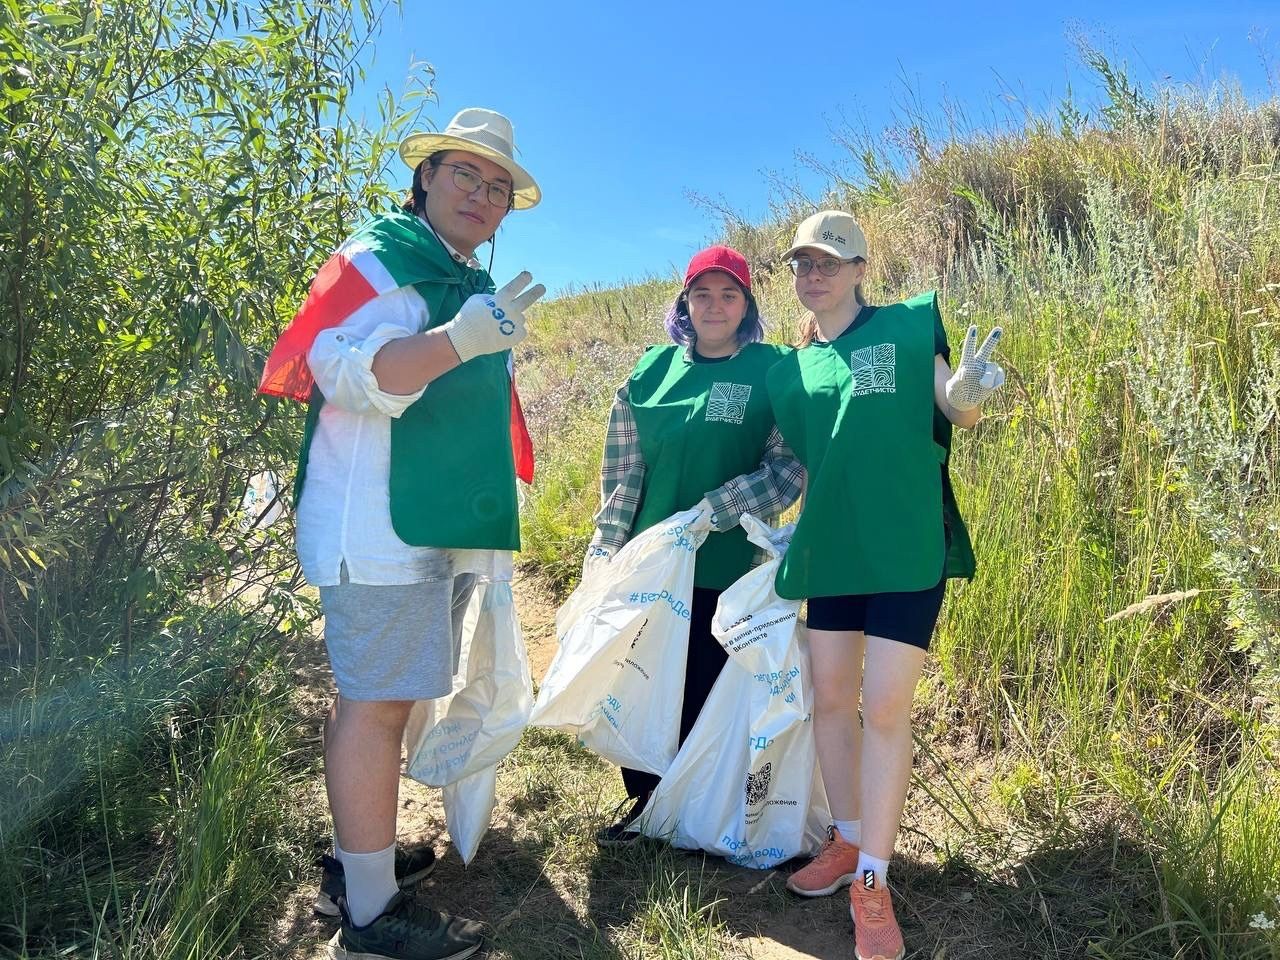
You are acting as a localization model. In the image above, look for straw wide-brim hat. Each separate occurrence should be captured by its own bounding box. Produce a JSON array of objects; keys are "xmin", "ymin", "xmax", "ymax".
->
[{"xmin": 399, "ymin": 107, "xmax": 541, "ymax": 210}]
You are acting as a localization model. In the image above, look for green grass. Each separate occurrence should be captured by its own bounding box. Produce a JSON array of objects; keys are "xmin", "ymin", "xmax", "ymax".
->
[
  {"xmin": 0, "ymin": 641, "xmax": 311, "ymax": 959},
  {"xmin": 511, "ymin": 57, "xmax": 1280, "ymax": 959},
  {"xmin": 4, "ymin": 49, "xmax": 1279, "ymax": 960}
]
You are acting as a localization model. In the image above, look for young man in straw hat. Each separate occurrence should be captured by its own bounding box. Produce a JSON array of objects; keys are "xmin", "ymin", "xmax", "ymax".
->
[{"xmin": 259, "ymin": 107, "xmax": 545, "ymax": 960}]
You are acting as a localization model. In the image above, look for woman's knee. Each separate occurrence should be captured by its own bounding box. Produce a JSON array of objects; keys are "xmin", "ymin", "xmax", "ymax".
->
[
  {"xmin": 860, "ymin": 688, "xmax": 912, "ymax": 735},
  {"xmin": 812, "ymin": 680, "xmax": 860, "ymax": 722}
]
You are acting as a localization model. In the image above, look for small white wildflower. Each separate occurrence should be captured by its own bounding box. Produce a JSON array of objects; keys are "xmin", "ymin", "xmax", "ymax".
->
[{"xmin": 1252, "ymin": 912, "xmax": 1276, "ymax": 931}]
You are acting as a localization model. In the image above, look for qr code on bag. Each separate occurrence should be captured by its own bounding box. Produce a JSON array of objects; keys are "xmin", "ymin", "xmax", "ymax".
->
[{"xmin": 744, "ymin": 762, "xmax": 772, "ymax": 806}]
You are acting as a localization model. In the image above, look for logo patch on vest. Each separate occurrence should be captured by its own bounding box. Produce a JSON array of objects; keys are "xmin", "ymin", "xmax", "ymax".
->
[
  {"xmin": 706, "ymin": 382, "xmax": 752, "ymax": 423},
  {"xmin": 850, "ymin": 343, "xmax": 896, "ymax": 396}
]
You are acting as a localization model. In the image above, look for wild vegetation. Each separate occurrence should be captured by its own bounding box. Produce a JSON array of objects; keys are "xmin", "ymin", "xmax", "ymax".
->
[
  {"xmin": 0, "ymin": 1, "xmax": 421, "ymax": 954},
  {"xmin": 517, "ymin": 60, "xmax": 1280, "ymax": 960},
  {"xmin": 1, "ymin": 1, "xmax": 1277, "ymax": 956}
]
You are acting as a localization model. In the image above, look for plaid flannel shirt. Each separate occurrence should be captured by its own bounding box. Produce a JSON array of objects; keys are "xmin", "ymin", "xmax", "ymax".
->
[{"xmin": 589, "ymin": 377, "xmax": 805, "ymax": 562}]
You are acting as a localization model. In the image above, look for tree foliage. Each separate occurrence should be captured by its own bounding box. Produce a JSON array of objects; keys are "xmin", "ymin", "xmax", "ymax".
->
[
  {"xmin": 0, "ymin": 1, "xmax": 428, "ymax": 948},
  {"xmin": 0, "ymin": 0, "xmax": 427, "ymax": 663}
]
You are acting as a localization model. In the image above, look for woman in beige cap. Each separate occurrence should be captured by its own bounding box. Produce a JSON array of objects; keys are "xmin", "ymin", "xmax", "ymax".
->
[
  {"xmin": 765, "ymin": 210, "xmax": 1006, "ymax": 960},
  {"xmin": 260, "ymin": 106, "xmax": 544, "ymax": 960}
]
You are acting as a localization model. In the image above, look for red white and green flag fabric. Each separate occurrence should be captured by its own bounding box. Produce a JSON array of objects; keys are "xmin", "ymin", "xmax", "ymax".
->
[{"xmin": 258, "ymin": 215, "xmax": 535, "ymax": 483}]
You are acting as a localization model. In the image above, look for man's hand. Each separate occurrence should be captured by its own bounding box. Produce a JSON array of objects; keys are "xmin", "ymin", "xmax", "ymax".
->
[
  {"xmin": 945, "ymin": 325, "xmax": 1005, "ymax": 412},
  {"xmin": 444, "ymin": 271, "xmax": 546, "ymax": 364}
]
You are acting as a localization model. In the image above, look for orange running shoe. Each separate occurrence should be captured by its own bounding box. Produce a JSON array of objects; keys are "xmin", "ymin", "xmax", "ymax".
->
[
  {"xmin": 849, "ymin": 870, "xmax": 905, "ymax": 960},
  {"xmin": 785, "ymin": 825, "xmax": 861, "ymax": 897}
]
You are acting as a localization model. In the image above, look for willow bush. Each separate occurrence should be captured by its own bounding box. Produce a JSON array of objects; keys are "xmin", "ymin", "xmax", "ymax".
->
[{"xmin": 0, "ymin": 0, "xmax": 424, "ymax": 951}]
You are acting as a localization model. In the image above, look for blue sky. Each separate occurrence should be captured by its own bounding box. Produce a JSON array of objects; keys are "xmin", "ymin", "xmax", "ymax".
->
[{"xmin": 354, "ymin": 1, "xmax": 1278, "ymax": 296}]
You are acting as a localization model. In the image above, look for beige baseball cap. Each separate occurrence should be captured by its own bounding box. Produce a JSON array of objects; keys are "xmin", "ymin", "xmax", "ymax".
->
[{"xmin": 782, "ymin": 210, "xmax": 868, "ymax": 261}]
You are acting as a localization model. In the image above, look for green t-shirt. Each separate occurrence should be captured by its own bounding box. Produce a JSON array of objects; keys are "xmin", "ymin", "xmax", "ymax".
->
[
  {"xmin": 295, "ymin": 214, "xmax": 517, "ymax": 550},
  {"xmin": 839, "ymin": 305, "xmax": 971, "ymax": 576}
]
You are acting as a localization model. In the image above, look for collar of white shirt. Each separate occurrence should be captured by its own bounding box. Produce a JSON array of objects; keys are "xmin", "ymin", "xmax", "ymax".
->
[{"xmin": 417, "ymin": 214, "xmax": 482, "ymax": 271}]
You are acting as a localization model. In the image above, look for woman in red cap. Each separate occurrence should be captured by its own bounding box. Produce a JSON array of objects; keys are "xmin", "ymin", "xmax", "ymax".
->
[{"xmin": 584, "ymin": 245, "xmax": 803, "ymax": 845}]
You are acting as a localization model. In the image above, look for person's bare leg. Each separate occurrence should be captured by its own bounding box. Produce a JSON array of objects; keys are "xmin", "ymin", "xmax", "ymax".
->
[
  {"xmin": 858, "ymin": 636, "xmax": 927, "ymax": 863},
  {"xmin": 325, "ymin": 697, "xmax": 413, "ymax": 923},
  {"xmin": 808, "ymin": 627, "xmax": 867, "ymax": 821},
  {"xmin": 785, "ymin": 627, "xmax": 869, "ymax": 896},
  {"xmin": 324, "ymin": 696, "xmax": 340, "ymax": 849}
]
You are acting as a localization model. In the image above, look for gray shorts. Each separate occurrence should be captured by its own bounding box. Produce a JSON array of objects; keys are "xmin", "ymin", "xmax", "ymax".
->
[{"xmin": 319, "ymin": 561, "xmax": 477, "ymax": 702}]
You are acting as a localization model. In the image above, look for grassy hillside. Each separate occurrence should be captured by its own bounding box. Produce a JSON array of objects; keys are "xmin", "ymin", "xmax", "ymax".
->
[
  {"xmin": 2, "ymin": 7, "xmax": 1276, "ymax": 952},
  {"xmin": 514, "ymin": 63, "xmax": 1280, "ymax": 958}
]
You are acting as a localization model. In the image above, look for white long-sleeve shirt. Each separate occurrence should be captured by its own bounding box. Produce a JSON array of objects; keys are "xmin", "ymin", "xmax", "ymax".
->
[{"xmin": 294, "ymin": 229, "xmax": 508, "ymax": 586}]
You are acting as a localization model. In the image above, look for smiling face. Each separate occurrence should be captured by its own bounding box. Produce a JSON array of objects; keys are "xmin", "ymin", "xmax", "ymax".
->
[
  {"xmin": 686, "ymin": 269, "xmax": 749, "ymax": 357},
  {"xmin": 421, "ymin": 149, "xmax": 513, "ymax": 256},
  {"xmin": 791, "ymin": 247, "xmax": 867, "ymax": 317}
]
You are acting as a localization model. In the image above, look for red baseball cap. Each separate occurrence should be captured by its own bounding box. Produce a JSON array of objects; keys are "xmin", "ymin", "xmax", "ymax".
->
[{"xmin": 683, "ymin": 245, "xmax": 751, "ymax": 292}]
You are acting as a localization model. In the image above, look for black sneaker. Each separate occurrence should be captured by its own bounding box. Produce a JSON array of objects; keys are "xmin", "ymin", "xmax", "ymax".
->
[
  {"xmin": 327, "ymin": 891, "xmax": 482, "ymax": 960},
  {"xmin": 594, "ymin": 794, "xmax": 649, "ymax": 848},
  {"xmin": 314, "ymin": 845, "xmax": 439, "ymax": 918}
]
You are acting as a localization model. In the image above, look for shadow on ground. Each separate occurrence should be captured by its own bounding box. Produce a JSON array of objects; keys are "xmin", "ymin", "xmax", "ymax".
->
[
  {"xmin": 250, "ymin": 583, "xmax": 1168, "ymax": 960},
  {"xmin": 582, "ymin": 827, "xmax": 1162, "ymax": 960}
]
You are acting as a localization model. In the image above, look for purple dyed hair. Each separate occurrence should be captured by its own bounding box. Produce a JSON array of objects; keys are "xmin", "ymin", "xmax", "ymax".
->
[{"xmin": 662, "ymin": 277, "xmax": 765, "ymax": 348}]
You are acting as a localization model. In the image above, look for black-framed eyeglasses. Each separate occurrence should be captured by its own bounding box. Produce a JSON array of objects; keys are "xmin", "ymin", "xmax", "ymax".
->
[
  {"xmin": 788, "ymin": 255, "xmax": 851, "ymax": 277},
  {"xmin": 440, "ymin": 163, "xmax": 512, "ymax": 208}
]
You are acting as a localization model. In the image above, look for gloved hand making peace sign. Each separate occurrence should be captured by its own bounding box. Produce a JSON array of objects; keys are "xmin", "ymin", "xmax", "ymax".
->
[
  {"xmin": 944, "ymin": 325, "xmax": 1005, "ymax": 412},
  {"xmin": 444, "ymin": 271, "xmax": 546, "ymax": 364}
]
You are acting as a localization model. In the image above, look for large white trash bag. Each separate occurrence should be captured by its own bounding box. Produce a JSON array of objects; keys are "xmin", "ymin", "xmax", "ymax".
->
[
  {"xmin": 530, "ymin": 507, "xmax": 711, "ymax": 774},
  {"xmin": 403, "ymin": 576, "xmax": 532, "ymax": 864},
  {"xmin": 636, "ymin": 514, "xmax": 830, "ymax": 868}
]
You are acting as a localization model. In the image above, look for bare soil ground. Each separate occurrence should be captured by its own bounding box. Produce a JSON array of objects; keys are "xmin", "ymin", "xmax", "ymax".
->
[{"xmin": 249, "ymin": 573, "xmax": 1160, "ymax": 960}]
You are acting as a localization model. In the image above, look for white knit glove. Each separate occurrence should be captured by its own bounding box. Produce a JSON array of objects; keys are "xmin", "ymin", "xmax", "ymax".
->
[
  {"xmin": 945, "ymin": 325, "xmax": 1006, "ymax": 411},
  {"xmin": 443, "ymin": 271, "xmax": 546, "ymax": 364}
]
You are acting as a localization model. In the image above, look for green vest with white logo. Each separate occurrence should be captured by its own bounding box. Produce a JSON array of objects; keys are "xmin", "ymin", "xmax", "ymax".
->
[
  {"xmin": 767, "ymin": 291, "xmax": 974, "ymax": 599},
  {"xmin": 295, "ymin": 247, "xmax": 519, "ymax": 551},
  {"xmin": 629, "ymin": 342, "xmax": 791, "ymax": 590}
]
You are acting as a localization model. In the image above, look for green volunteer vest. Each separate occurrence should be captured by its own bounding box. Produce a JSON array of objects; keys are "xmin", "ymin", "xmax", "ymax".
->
[
  {"xmin": 767, "ymin": 291, "xmax": 974, "ymax": 599},
  {"xmin": 294, "ymin": 234, "xmax": 519, "ymax": 551},
  {"xmin": 628, "ymin": 342, "xmax": 791, "ymax": 590}
]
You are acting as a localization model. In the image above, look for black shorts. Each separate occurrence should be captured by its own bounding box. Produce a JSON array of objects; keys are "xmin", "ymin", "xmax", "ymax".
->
[{"xmin": 804, "ymin": 577, "xmax": 947, "ymax": 650}]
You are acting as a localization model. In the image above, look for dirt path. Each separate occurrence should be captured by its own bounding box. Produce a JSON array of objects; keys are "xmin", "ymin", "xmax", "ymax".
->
[{"xmin": 253, "ymin": 573, "xmax": 1153, "ymax": 960}]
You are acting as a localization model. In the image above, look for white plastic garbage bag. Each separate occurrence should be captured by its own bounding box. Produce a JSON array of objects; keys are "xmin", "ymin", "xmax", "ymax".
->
[
  {"xmin": 636, "ymin": 514, "xmax": 830, "ymax": 868},
  {"xmin": 530, "ymin": 507, "xmax": 711, "ymax": 775},
  {"xmin": 239, "ymin": 470, "xmax": 282, "ymax": 531},
  {"xmin": 403, "ymin": 576, "xmax": 532, "ymax": 864}
]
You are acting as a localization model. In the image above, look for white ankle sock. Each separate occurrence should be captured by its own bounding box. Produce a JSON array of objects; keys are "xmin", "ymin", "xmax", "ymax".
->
[
  {"xmin": 832, "ymin": 818, "xmax": 862, "ymax": 846},
  {"xmin": 856, "ymin": 851, "xmax": 890, "ymax": 889},
  {"xmin": 337, "ymin": 841, "xmax": 398, "ymax": 927}
]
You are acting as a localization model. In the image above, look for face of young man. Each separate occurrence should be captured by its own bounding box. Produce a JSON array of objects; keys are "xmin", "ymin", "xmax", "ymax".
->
[{"xmin": 421, "ymin": 149, "xmax": 514, "ymax": 256}]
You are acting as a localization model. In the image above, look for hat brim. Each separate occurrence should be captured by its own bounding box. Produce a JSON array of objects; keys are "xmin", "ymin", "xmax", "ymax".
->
[
  {"xmin": 781, "ymin": 242, "xmax": 848, "ymax": 261},
  {"xmin": 685, "ymin": 265, "xmax": 751, "ymax": 292},
  {"xmin": 399, "ymin": 133, "xmax": 541, "ymax": 210}
]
